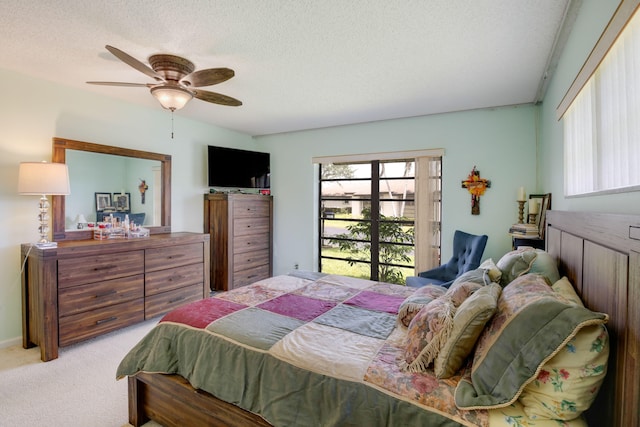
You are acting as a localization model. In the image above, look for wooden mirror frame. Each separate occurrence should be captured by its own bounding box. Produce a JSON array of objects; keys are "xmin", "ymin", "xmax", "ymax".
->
[{"xmin": 51, "ymin": 137, "xmax": 172, "ymax": 241}]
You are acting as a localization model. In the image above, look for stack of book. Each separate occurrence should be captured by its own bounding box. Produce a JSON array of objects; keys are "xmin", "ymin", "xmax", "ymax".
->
[{"xmin": 509, "ymin": 223, "xmax": 539, "ymax": 237}]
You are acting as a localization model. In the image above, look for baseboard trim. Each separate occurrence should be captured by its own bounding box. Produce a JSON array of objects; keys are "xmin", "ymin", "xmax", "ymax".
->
[{"xmin": 0, "ymin": 336, "xmax": 22, "ymax": 349}]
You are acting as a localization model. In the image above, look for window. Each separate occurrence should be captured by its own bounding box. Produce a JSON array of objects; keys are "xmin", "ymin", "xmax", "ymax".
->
[
  {"xmin": 315, "ymin": 151, "xmax": 442, "ymax": 285},
  {"xmin": 561, "ymin": 2, "xmax": 640, "ymax": 196}
]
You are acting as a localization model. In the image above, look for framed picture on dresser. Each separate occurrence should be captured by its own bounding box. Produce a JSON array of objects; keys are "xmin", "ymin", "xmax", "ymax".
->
[
  {"xmin": 95, "ymin": 192, "xmax": 112, "ymax": 213},
  {"xmin": 113, "ymin": 192, "xmax": 131, "ymax": 212},
  {"xmin": 529, "ymin": 193, "xmax": 551, "ymax": 239}
]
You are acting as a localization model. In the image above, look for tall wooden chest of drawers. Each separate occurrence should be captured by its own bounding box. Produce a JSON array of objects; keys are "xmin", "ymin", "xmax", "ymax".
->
[
  {"xmin": 21, "ymin": 232, "xmax": 210, "ymax": 361},
  {"xmin": 203, "ymin": 193, "xmax": 273, "ymax": 291}
]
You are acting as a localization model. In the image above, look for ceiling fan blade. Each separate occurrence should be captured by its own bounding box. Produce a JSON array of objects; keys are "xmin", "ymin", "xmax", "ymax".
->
[
  {"xmin": 86, "ymin": 81, "xmax": 153, "ymax": 87},
  {"xmin": 182, "ymin": 68, "xmax": 234, "ymax": 87},
  {"xmin": 193, "ymin": 89, "xmax": 242, "ymax": 106},
  {"xmin": 105, "ymin": 45, "xmax": 164, "ymax": 82}
]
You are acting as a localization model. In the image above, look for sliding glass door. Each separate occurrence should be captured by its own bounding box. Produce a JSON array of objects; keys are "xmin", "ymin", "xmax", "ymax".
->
[{"xmin": 319, "ymin": 157, "xmax": 440, "ymax": 284}]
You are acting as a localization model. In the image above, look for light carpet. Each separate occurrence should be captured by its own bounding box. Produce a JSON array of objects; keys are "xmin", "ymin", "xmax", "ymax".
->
[{"xmin": 0, "ymin": 318, "xmax": 163, "ymax": 427}]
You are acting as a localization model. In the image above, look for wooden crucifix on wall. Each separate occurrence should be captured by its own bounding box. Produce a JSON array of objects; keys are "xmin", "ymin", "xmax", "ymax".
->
[
  {"xmin": 138, "ymin": 179, "xmax": 149, "ymax": 204},
  {"xmin": 461, "ymin": 166, "xmax": 491, "ymax": 215}
]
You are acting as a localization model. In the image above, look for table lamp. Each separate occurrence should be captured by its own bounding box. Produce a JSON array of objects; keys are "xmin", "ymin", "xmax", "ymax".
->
[{"xmin": 18, "ymin": 161, "xmax": 70, "ymax": 248}]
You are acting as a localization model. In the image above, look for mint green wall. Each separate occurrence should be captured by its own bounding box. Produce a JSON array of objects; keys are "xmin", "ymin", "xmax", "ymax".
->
[
  {"xmin": 0, "ymin": 68, "xmax": 258, "ymax": 345},
  {"xmin": 539, "ymin": 0, "xmax": 640, "ymax": 213},
  {"xmin": 257, "ymin": 105, "xmax": 538, "ymax": 276}
]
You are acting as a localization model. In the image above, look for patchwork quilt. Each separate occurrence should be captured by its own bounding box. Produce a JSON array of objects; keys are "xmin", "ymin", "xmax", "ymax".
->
[{"xmin": 117, "ymin": 272, "xmax": 490, "ymax": 426}]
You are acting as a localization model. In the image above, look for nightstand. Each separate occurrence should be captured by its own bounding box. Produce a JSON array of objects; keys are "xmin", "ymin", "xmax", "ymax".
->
[{"xmin": 510, "ymin": 234, "xmax": 545, "ymax": 250}]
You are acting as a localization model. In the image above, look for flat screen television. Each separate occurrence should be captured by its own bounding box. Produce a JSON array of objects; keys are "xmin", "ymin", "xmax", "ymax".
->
[{"xmin": 207, "ymin": 145, "xmax": 270, "ymax": 189}]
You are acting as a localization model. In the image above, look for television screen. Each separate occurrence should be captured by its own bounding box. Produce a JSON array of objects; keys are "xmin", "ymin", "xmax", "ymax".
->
[{"xmin": 208, "ymin": 146, "xmax": 270, "ymax": 189}]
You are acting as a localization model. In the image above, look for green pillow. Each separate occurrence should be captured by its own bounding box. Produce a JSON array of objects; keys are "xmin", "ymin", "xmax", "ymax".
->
[
  {"xmin": 496, "ymin": 248, "xmax": 561, "ymax": 286},
  {"xmin": 528, "ymin": 250, "xmax": 560, "ymax": 284},
  {"xmin": 434, "ymin": 283, "xmax": 501, "ymax": 379},
  {"xmin": 454, "ymin": 273, "xmax": 608, "ymax": 410},
  {"xmin": 450, "ymin": 267, "xmax": 488, "ymax": 289},
  {"xmin": 496, "ymin": 248, "xmax": 538, "ymax": 286}
]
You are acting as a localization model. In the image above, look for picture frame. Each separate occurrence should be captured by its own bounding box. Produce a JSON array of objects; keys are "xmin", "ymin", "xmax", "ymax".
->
[
  {"xmin": 95, "ymin": 192, "xmax": 112, "ymax": 213},
  {"xmin": 529, "ymin": 193, "xmax": 551, "ymax": 239},
  {"xmin": 112, "ymin": 192, "xmax": 131, "ymax": 212}
]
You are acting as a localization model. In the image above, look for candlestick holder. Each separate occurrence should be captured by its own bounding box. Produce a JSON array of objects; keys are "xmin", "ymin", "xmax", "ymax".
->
[
  {"xmin": 517, "ymin": 200, "xmax": 525, "ymax": 224},
  {"xmin": 528, "ymin": 213, "xmax": 538, "ymax": 225}
]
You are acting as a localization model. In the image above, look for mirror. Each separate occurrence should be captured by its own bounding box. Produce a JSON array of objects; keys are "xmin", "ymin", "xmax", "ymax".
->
[{"xmin": 52, "ymin": 137, "xmax": 171, "ymax": 241}]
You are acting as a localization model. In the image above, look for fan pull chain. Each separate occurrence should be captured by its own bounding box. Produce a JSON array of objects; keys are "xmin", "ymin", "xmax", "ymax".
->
[{"xmin": 171, "ymin": 110, "xmax": 174, "ymax": 139}]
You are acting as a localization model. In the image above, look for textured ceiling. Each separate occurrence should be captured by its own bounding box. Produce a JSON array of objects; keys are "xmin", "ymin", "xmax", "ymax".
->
[{"xmin": 0, "ymin": 0, "xmax": 574, "ymax": 136}]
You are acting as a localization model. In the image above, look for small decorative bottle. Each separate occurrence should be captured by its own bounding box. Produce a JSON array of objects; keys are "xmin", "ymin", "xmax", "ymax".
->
[{"xmin": 124, "ymin": 214, "xmax": 130, "ymax": 237}]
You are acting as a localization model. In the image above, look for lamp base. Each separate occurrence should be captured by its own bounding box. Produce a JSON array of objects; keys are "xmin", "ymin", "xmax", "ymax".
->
[{"xmin": 517, "ymin": 200, "xmax": 526, "ymax": 224}]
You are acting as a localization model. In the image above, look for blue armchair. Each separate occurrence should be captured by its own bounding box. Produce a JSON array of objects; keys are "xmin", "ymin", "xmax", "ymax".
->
[{"xmin": 406, "ymin": 230, "xmax": 488, "ymax": 288}]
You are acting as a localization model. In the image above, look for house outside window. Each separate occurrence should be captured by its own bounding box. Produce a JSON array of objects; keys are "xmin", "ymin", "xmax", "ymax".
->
[{"xmin": 316, "ymin": 153, "xmax": 442, "ymax": 285}]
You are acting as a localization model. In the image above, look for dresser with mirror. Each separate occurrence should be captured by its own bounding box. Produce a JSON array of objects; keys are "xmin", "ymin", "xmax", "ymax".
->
[{"xmin": 22, "ymin": 138, "xmax": 210, "ymax": 361}]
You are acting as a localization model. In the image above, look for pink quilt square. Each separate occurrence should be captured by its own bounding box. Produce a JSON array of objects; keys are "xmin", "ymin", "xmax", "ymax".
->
[
  {"xmin": 344, "ymin": 290, "xmax": 405, "ymax": 314},
  {"xmin": 161, "ymin": 297, "xmax": 247, "ymax": 329},
  {"xmin": 257, "ymin": 294, "xmax": 336, "ymax": 322}
]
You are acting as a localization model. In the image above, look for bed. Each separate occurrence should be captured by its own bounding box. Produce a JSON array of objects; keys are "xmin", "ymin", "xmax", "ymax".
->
[{"xmin": 117, "ymin": 210, "xmax": 640, "ymax": 427}]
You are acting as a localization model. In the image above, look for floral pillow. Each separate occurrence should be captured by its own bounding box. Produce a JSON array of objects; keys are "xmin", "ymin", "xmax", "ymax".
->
[
  {"xmin": 397, "ymin": 285, "xmax": 446, "ymax": 327},
  {"xmin": 454, "ymin": 273, "xmax": 608, "ymax": 410},
  {"xmin": 518, "ymin": 277, "xmax": 609, "ymax": 420},
  {"xmin": 401, "ymin": 281, "xmax": 479, "ymax": 373}
]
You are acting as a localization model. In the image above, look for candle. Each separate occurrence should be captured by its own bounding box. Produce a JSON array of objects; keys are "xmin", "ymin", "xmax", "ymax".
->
[
  {"xmin": 517, "ymin": 186, "xmax": 526, "ymax": 201},
  {"xmin": 529, "ymin": 200, "xmax": 539, "ymax": 214}
]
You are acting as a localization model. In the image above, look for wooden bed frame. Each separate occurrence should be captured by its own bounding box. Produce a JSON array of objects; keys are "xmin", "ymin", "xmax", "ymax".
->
[
  {"xmin": 545, "ymin": 211, "xmax": 639, "ymax": 427},
  {"xmin": 127, "ymin": 210, "xmax": 640, "ymax": 427}
]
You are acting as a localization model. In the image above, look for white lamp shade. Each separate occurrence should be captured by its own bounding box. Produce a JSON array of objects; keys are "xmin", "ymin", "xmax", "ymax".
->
[
  {"xmin": 76, "ymin": 214, "xmax": 88, "ymax": 224},
  {"xmin": 18, "ymin": 162, "xmax": 70, "ymax": 195},
  {"xmin": 150, "ymin": 85, "xmax": 193, "ymax": 111}
]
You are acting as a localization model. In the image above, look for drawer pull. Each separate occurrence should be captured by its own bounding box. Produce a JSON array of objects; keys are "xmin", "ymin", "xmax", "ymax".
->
[
  {"xmin": 169, "ymin": 296, "xmax": 186, "ymax": 304},
  {"xmin": 93, "ymin": 265, "xmax": 116, "ymax": 272},
  {"xmin": 95, "ymin": 290, "xmax": 117, "ymax": 298},
  {"xmin": 96, "ymin": 316, "xmax": 117, "ymax": 325},
  {"xmin": 247, "ymin": 274, "xmax": 258, "ymax": 279}
]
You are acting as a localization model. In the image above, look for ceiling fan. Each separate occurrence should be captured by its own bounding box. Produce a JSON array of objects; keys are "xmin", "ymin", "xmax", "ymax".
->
[{"xmin": 87, "ymin": 45, "xmax": 242, "ymax": 111}]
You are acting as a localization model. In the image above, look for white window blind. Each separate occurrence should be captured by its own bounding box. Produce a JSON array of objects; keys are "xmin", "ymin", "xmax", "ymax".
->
[{"xmin": 563, "ymin": 6, "xmax": 640, "ymax": 196}]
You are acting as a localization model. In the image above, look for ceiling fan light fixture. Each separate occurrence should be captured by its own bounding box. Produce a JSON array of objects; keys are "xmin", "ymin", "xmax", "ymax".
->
[
  {"xmin": 90, "ymin": 46, "xmax": 241, "ymax": 110},
  {"xmin": 151, "ymin": 85, "xmax": 193, "ymax": 111}
]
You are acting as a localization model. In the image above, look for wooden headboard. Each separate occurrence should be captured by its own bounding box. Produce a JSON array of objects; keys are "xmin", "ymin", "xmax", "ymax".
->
[{"xmin": 546, "ymin": 211, "xmax": 640, "ymax": 427}]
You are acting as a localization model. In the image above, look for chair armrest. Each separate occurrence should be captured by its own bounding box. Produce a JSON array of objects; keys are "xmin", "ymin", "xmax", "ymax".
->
[{"xmin": 418, "ymin": 264, "xmax": 453, "ymax": 282}]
